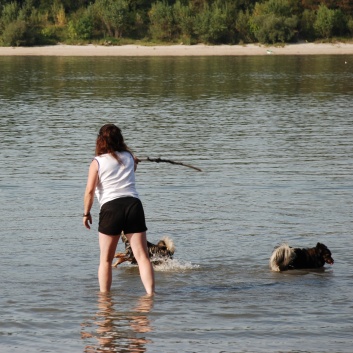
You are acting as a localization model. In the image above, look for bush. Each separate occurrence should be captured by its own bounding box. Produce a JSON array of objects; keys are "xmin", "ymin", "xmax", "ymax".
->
[
  {"xmin": 314, "ymin": 5, "xmax": 337, "ymax": 39},
  {"xmin": 0, "ymin": 19, "xmax": 27, "ymax": 46},
  {"xmin": 251, "ymin": 0, "xmax": 298, "ymax": 44},
  {"xmin": 252, "ymin": 13, "xmax": 297, "ymax": 43},
  {"xmin": 68, "ymin": 8, "xmax": 94, "ymax": 40},
  {"xmin": 332, "ymin": 9, "xmax": 346, "ymax": 37},
  {"xmin": 41, "ymin": 25, "xmax": 62, "ymax": 43},
  {"xmin": 94, "ymin": 0, "xmax": 130, "ymax": 38},
  {"xmin": 129, "ymin": 11, "xmax": 147, "ymax": 39},
  {"xmin": 148, "ymin": 1, "xmax": 174, "ymax": 41},
  {"xmin": 0, "ymin": 2, "xmax": 20, "ymax": 30},
  {"xmin": 173, "ymin": 0, "xmax": 194, "ymax": 42},
  {"xmin": 194, "ymin": 2, "xmax": 228, "ymax": 44},
  {"xmin": 0, "ymin": 1, "xmax": 49, "ymax": 46},
  {"xmin": 51, "ymin": 0, "xmax": 66, "ymax": 26},
  {"xmin": 236, "ymin": 10, "xmax": 255, "ymax": 43},
  {"xmin": 348, "ymin": 17, "xmax": 353, "ymax": 36},
  {"xmin": 299, "ymin": 9, "xmax": 316, "ymax": 41}
]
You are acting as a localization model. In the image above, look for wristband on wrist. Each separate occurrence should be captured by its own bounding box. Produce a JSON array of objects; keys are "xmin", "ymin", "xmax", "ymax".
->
[{"xmin": 83, "ymin": 212, "xmax": 91, "ymax": 217}]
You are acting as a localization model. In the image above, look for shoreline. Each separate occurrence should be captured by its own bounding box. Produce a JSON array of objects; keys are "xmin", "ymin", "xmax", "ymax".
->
[{"xmin": 0, "ymin": 42, "xmax": 353, "ymax": 56}]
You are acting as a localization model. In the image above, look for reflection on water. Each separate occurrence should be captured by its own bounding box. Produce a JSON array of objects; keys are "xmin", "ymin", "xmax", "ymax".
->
[
  {"xmin": 1, "ymin": 56, "xmax": 353, "ymax": 102},
  {"xmin": 82, "ymin": 294, "xmax": 154, "ymax": 353}
]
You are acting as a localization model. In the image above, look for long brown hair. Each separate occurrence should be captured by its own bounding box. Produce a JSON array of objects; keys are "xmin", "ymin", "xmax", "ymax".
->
[{"xmin": 95, "ymin": 124, "xmax": 132, "ymax": 162}]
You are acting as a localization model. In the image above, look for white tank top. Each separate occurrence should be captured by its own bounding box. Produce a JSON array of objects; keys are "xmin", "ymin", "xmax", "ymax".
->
[{"xmin": 94, "ymin": 151, "xmax": 139, "ymax": 207}]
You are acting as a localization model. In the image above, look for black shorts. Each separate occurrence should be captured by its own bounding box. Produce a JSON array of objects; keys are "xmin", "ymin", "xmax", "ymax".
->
[{"xmin": 98, "ymin": 197, "xmax": 147, "ymax": 236}]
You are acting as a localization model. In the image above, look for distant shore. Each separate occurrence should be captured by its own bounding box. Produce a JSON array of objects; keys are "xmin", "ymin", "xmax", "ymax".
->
[{"xmin": 1, "ymin": 42, "xmax": 353, "ymax": 56}]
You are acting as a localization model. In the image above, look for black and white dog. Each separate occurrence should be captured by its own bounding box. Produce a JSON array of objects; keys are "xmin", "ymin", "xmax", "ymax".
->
[
  {"xmin": 113, "ymin": 234, "xmax": 175, "ymax": 267},
  {"xmin": 270, "ymin": 242, "xmax": 334, "ymax": 272}
]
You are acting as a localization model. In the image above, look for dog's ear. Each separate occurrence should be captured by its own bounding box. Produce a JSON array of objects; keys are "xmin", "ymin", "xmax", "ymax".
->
[
  {"xmin": 157, "ymin": 240, "xmax": 167, "ymax": 248},
  {"xmin": 316, "ymin": 242, "xmax": 322, "ymax": 248}
]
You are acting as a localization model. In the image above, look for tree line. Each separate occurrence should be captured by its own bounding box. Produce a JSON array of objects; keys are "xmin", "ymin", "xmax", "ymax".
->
[{"xmin": 0, "ymin": 0, "xmax": 352, "ymax": 47}]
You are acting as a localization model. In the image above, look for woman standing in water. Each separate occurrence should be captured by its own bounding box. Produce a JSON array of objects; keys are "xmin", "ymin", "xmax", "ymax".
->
[{"xmin": 83, "ymin": 123, "xmax": 155, "ymax": 295}]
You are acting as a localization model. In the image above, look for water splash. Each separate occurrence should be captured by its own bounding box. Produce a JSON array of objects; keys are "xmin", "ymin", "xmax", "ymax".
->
[{"xmin": 153, "ymin": 258, "xmax": 200, "ymax": 272}]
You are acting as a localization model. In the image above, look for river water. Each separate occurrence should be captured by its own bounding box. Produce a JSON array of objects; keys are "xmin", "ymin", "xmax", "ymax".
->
[{"xmin": 1, "ymin": 55, "xmax": 353, "ymax": 353}]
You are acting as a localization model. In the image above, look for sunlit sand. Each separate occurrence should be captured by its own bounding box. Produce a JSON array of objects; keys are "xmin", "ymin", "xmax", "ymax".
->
[{"xmin": 0, "ymin": 42, "xmax": 353, "ymax": 56}]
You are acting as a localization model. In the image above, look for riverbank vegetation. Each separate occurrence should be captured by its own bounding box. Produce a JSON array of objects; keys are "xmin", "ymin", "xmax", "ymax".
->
[{"xmin": 0, "ymin": 0, "xmax": 353, "ymax": 47}]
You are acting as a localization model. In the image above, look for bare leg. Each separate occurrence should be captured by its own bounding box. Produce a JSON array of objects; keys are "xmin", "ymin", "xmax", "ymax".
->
[
  {"xmin": 125, "ymin": 232, "xmax": 155, "ymax": 295},
  {"xmin": 98, "ymin": 232, "xmax": 120, "ymax": 292}
]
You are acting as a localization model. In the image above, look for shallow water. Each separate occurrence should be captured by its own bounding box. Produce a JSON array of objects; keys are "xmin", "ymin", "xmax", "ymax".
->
[{"xmin": 1, "ymin": 55, "xmax": 353, "ymax": 352}]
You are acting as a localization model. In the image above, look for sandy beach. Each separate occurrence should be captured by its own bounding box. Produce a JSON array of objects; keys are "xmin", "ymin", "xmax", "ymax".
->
[{"xmin": 1, "ymin": 42, "xmax": 353, "ymax": 56}]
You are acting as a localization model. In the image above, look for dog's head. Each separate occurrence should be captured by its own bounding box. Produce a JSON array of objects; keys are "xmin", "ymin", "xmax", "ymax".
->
[
  {"xmin": 157, "ymin": 240, "xmax": 167, "ymax": 248},
  {"xmin": 159, "ymin": 236, "xmax": 175, "ymax": 255},
  {"xmin": 316, "ymin": 242, "xmax": 334, "ymax": 265}
]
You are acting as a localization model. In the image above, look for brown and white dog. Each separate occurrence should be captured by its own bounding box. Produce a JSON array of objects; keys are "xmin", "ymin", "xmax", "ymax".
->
[
  {"xmin": 112, "ymin": 234, "xmax": 175, "ymax": 267},
  {"xmin": 270, "ymin": 242, "xmax": 334, "ymax": 272}
]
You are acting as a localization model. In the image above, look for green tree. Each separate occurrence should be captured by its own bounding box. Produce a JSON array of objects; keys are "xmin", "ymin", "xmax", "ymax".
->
[
  {"xmin": 194, "ymin": 1, "xmax": 229, "ymax": 44},
  {"xmin": 1, "ymin": 19, "xmax": 27, "ymax": 45},
  {"xmin": 0, "ymin": 2, "xmax": 20, "ymax": 30},
  {"xmin": 235, "ymin": 9, "xmax": 255, "ymax": 43},
  {"xmin": 51, "ymin": 0, "xmax": 66, "ymax": 26},
  {"xmin": 251, "ymin": 0, "xmax": 298, "ymax": 44},
  {"xmin": 299, "ymin": 9, "xmax": 316, "ymax": 40},
  {"xmin": 94, "ymin": 0, "xmax": 130, "ymax": 38},
  {"xmin": 0, "ymin": 0, "xmax": 47, "ymax": 46},
  {"xmin": 1, "ymin": 0, "xmax": 353, "ymax": 46},
  {"xmin": 347, "ymin": 16, "xmax": 353, "ymax": 36},
  {"xmin": 313, "ymin": 4, "xmax": 337, "ymax": 38},
  {"xmin": 173, "ymin": 0, "xmax": 195, "ymax": 42},
  {"xmin": 68, "ymin": 6, "xmax": 94, "ymax": 40},
  {"xmin": 148, "ymin": 1, "xmax": 174, "ymax": 41}
]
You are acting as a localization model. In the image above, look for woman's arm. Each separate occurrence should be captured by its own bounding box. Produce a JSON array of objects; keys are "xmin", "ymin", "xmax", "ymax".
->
[
  {"xmin": 83, "ymin": 159, "xmax": 99, "ymax": 229},
  {"xmin": 133, "ymin": 156, "xmax": 140, "ymax": 171}
]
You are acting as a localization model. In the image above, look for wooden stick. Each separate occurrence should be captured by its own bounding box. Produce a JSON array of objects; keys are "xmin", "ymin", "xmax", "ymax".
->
[{"xmin": 139, "ymin": 157, "xmax": 202, "ymax": 172}]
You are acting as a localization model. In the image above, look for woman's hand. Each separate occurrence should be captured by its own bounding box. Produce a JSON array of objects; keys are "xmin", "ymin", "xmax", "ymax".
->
[
  {"xmin": 83, "ymin": 159, "xmax": 98, "ymax": 230},
  {"xmin": 83, "ymin": 214, "xmax": 92, "ymax": 229}
]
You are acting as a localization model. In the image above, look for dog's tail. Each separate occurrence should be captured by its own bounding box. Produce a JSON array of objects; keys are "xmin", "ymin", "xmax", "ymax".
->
[
  {"xmin": 269, "ymin": 244, "xmax": 295, "ymax": 272},
  {"xmin": 161, "ymin": 236, "xmax": 175, "ymax": 254},
  {"xmin": 121, "ymin": 233, "xmax": 128, "ymax": 244}
]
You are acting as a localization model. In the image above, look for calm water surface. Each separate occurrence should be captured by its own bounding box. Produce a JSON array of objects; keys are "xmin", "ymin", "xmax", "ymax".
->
[{"xmin": 1, "ymin": 55, "xmax": 353, "ymax": 353}]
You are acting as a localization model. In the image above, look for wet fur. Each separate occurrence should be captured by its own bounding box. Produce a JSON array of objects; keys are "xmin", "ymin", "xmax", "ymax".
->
[
  {"xmin": 113, "ymin": 234, "xmax": 175, "ymax": 267},
  {"xmin": 270, "ymin": 242, "xmax": 334, "ymax": 272}
]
